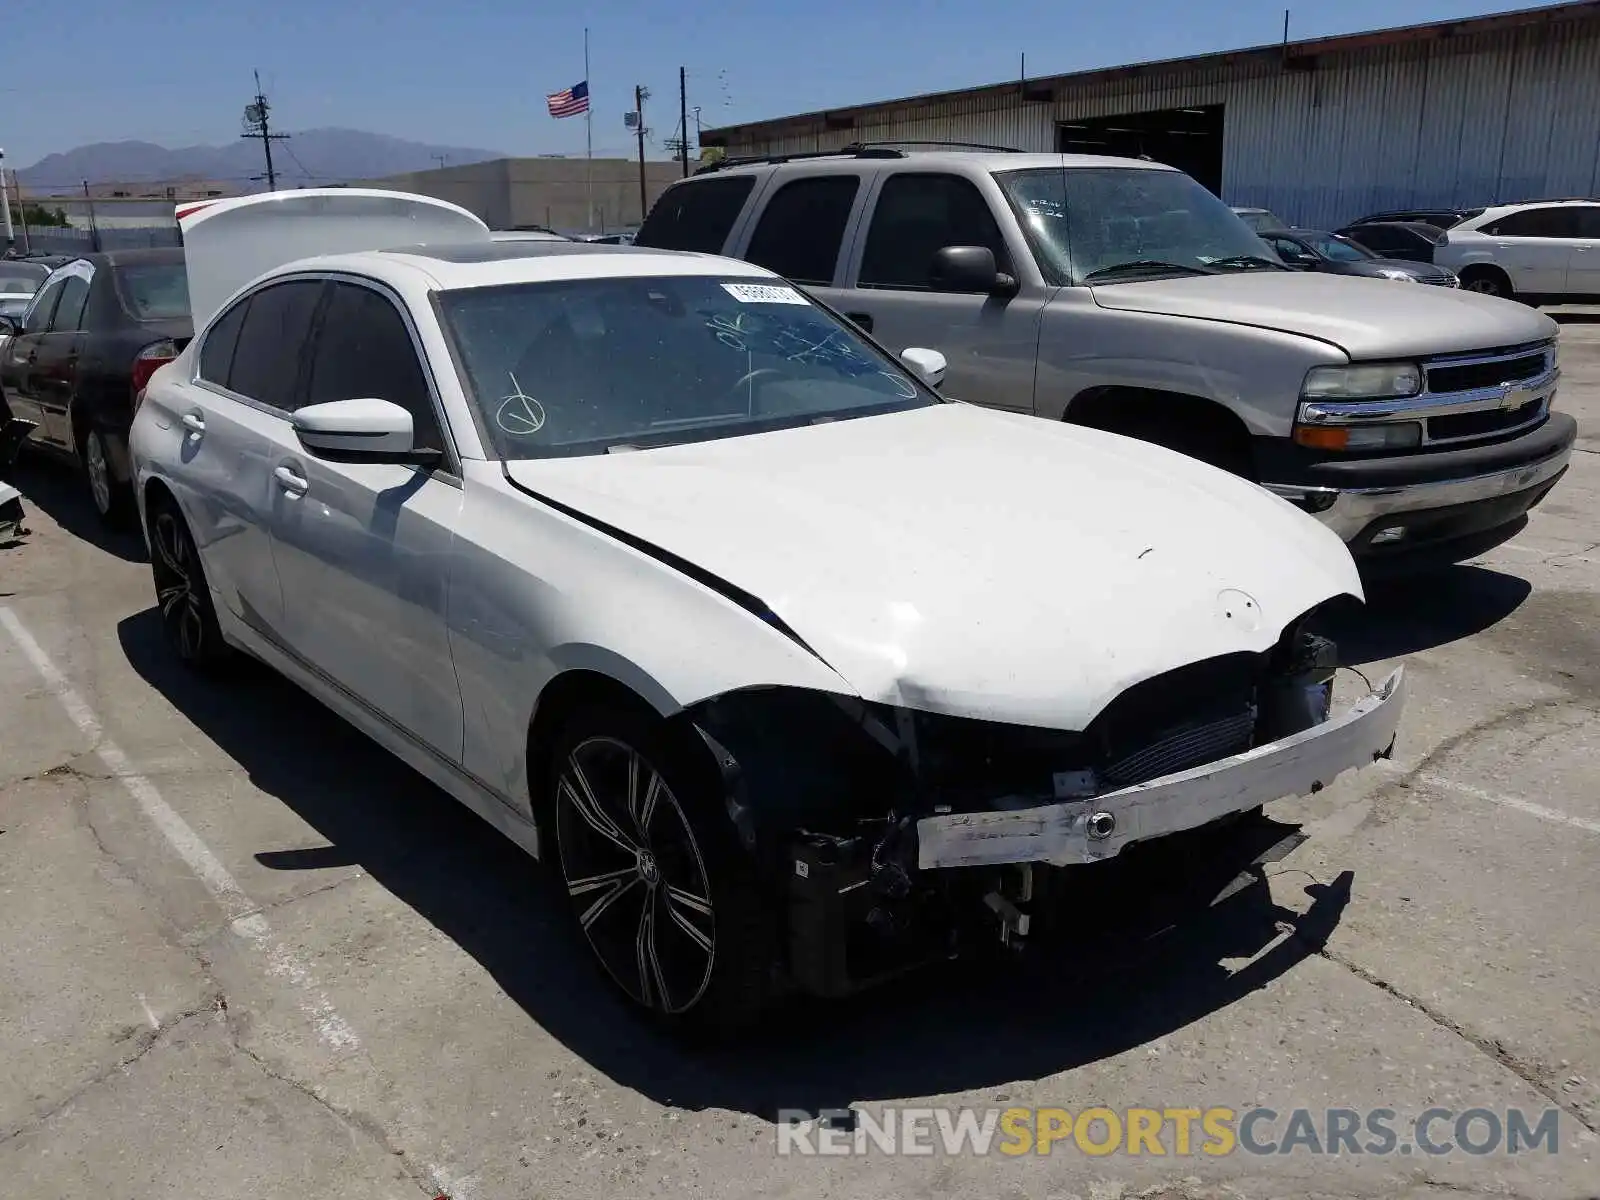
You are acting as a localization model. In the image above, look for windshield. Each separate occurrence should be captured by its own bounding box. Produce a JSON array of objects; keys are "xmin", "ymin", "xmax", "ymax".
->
[
  {"xmin": 439, "ymin": 274, "xmax": 936, "ymax": 459},
  {"xmin": 114, "ymin": 262, "xmax": 190, "ymax": 321},
  {"xmin": 0, "ymin": 267, "xmax": 46, "ymax": 294},
  {"xmin": 997, "ymin": 167, "xmax": 1283, "ymax": 283},
  {"xmin": 1303, "ymin": 234, "xmax": 1373, "ymax": 262}
]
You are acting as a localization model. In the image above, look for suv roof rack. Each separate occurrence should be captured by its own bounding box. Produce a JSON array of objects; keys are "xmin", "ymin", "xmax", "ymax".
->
[{"xmin": 694, "ymin": 139, "xmax": 1025, "ymax": 175}]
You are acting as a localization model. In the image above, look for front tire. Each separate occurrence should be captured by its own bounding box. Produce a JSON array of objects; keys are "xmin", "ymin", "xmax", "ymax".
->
[
  {"xmin": 148, "ymin": 495, "xmax": 234, "ymax": 674},
  {"xmin": 545, "ymin": 705, "xmax": 775, "ymax": 1035},
  {"xmin": 1460, "ymin": 267, "xmax": 1514, "ymax": 301}
]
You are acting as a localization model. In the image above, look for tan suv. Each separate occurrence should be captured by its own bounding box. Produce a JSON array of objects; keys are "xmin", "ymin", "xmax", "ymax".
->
[{"xmin": 636, "ymin": 145, "xmax": 1576, "ymax": 568}]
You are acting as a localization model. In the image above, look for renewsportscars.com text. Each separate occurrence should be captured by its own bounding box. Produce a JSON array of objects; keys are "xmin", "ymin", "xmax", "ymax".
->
[{"xmin": 775, "ymin": 1106, "xmax": 1564, "ymax": 1158}]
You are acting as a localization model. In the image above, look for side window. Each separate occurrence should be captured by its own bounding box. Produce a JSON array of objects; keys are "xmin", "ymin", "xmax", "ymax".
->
[
  {"xmin": 1485, "ymin": 208, "xmax": 1576, "ymax": 238},
  {"xmin": 49, "ymin": 275, "xmax": 91, "ymax": 332},
  {"xmin": 635, "ymin": 176, "xmax": 756, "ymax": 252},
  {"xmin": 743, "ymin": 175, "xmax": 860, "ymax": 286},
  {"xmin": 1351, "ymin": 227, "xmax": 1399, "ymax": 252},
  {"xmin": 1268, "ymin": 236, "xmax": 1315, "ymax": 265},
  {"xmin": 1575, "ymin": 206, "xmax": 1600, "ymax": 238},
  {"xmin": 199, "ymin": 297, "xmax": 250, "ymax": 387},
  {"xmin": 229, "ymin": 280, "xmax": 324, "ymax": 411},
  {"xmin": 22, "ymin": 278, "xmax": 65, "ymax": 335},
  {"xmin": 858, "ymin": 173, "xmax": 1011, "ymax": 290},
  {"xmin": 305, "ymin": 282, "xmax": 442, "ymax": 451}
]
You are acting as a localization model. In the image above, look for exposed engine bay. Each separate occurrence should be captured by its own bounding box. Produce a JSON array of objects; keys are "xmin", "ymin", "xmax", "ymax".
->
[{"xmin": 681, "ymin": 610, "xmax": 1405, "ymax": 999}]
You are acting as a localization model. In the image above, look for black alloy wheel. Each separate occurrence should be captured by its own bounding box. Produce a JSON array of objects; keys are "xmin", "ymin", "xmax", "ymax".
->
[
  {"xmin": 547, "ymin": 708, "xmax": 773, "ymax": 1031},
  {"xmin": 556, "ymin": 734, "xmax": 718, "ymax": 1014},
  {"xmin": 148, "ymin": 498, "xmax": 232, "ymax": 672}
]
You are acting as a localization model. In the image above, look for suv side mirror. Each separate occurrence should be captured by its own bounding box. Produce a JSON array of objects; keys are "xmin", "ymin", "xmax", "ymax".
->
[
  {"xmin": 930, "ymin": 246, "xmax": 1018, "ymax": 297},
  {"xmin": 0, "ymin": 315, "xmax": 18, "ymax": 337}
]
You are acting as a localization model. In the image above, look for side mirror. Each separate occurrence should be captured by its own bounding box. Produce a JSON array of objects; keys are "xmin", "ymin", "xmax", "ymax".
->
[
  {"xmin": 292, "ymin": 398, "xmax": 433, "ymax": 463},
  {"xmin": 900, "ymin": 347, "xmax": 947, "ymax": 389},
  {"xmin": 930, "ymin": 245, "xmax": 1019, "ymax": 297},
  {"xmin": 0, "ymin": 315, "xmax": 18, "ymax": 337}
]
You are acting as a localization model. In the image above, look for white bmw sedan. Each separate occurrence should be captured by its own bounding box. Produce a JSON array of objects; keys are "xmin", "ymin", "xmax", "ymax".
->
[{"xmin": 132, "ymin": 190, "xmax": 1404, "ymax": 1033}]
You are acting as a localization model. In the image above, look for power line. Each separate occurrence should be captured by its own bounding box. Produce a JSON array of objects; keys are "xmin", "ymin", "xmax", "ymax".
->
[{"xmin": 240, "ymin": 69, "xmax": 289, "ymax": 191}]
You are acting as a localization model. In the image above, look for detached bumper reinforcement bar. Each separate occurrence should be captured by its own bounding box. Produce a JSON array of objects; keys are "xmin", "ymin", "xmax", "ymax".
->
[{"xmin": 916, "ymin": 666, "xmax": 1406, "ymax": 870}]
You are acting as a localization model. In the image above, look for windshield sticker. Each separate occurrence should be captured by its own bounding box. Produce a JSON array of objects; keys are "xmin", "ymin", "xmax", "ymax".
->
[{"xmin": 720, "ymin": 282, "xmax": 810, "ymax": 305}]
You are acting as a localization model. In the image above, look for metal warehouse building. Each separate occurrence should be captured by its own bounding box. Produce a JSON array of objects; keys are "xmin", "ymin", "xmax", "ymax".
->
[{"xmin": 701, "ymin": 0, "xmax": 1600, "ymax": 229}]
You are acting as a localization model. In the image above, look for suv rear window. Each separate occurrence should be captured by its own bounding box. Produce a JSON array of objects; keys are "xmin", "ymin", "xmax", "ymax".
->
[{"xmin": 635, "ymin": 176, "xmax": 755, "ymax": 252}]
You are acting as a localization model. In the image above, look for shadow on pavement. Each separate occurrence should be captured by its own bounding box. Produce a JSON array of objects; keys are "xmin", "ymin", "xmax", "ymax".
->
[
  {"xmin": 7, "ymin": 455, "xmax": 147, "ymax": 563},
  {"xmin": 1312, "ymin": 563, "xmax": 1532, "ymax": 666},
  {"xmin": 1550, "ymin": 311, "xmax": 1600, "ymax": 325},
  {"xmin": 119, "ymin": 606, "xmax": 1355, "ymax": 1122}
]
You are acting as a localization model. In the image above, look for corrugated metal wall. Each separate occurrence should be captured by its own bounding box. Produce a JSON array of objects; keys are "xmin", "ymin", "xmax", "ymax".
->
[{"xmin": 716, "ymin": 18, "xmax": 1600, "ymax": 229}]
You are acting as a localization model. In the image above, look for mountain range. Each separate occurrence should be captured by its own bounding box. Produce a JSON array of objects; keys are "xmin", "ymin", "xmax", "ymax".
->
[{"xmin": 17, "ymin": 128, "xmax": 507, "ymax": 192}]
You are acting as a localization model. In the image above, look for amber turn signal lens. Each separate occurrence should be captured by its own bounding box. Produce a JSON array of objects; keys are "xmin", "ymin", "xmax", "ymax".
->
[{"xmin": 1294, "ymin": 426, "xmax": 1349, "ymax": 450}]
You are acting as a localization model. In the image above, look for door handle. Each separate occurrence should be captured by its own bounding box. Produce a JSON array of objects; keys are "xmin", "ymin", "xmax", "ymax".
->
[
  {"xmin": 273, "ymin": 465, "xmax": 309, "ymax": 496},
  {"xmin": 845, "ymin": 311, "xmax": 874, "ymax": 333},
  {"xmin": 180, "ymin": 411, "xmax": 205, "ymax": 435}
]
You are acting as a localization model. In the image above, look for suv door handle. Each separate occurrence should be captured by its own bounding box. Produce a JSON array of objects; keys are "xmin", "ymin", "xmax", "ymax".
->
[
  {"xmin": 845, "ymin": 311, "xmax": 874, "ymax": 333},
  {"xmin": 273, "ymin": 465, "xmax": 309, "ymax": 497},
  {"xmin": 180, "ymin": 411, "xmax": 205, "ymax": 436}
]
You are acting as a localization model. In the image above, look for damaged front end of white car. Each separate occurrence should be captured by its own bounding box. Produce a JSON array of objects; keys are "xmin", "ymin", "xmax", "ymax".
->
[{"xmin": 676, "ymin": 613, "xmax": 1403, "ymax": 1000}]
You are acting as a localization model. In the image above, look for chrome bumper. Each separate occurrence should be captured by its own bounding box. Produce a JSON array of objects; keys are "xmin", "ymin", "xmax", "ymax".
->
[
  {"xmin": 1264, "ymin": 444, "xmax": 1572, "ymax": 541},
  {"xmin": 916, "ymin": 667, "xmax": 1406, "ymax": 870}
]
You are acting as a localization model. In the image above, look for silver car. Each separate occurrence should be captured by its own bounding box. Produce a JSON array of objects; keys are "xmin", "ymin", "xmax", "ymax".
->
[{"xmin": 639, "ymin": 148, "xmax": 1575, "ymax": 569}]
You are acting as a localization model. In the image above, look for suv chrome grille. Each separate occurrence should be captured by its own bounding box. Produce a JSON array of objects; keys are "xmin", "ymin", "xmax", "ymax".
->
[{"xmin": 1425, "ymin": 350, "xmax": 1547, "ymax": 395}]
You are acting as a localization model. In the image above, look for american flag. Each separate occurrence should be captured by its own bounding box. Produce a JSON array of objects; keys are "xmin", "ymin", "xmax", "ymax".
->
[{"xmin": 547, "ymin": 80, "xmax": 590, "ymax": 119}]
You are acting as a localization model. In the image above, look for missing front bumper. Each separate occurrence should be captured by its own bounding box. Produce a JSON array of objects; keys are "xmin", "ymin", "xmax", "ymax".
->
[{"xmin": 915, "ymin": 666, "xmax": 1406, "ymax": 870}]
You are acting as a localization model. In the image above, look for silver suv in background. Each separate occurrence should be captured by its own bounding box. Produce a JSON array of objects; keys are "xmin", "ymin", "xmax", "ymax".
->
[{"xmin": 637, "ymin": 146, "xmax": 1576, "ymax": 568}]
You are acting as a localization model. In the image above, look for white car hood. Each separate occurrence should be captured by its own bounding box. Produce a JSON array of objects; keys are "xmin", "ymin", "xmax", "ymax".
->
[
  {"xmin": 504, "ymin": 404, "xmax": 1362, "ymax": 729},
  {"xmin": 1091, "ymin": 271, "xmax": 1557, "ymax": 359}
]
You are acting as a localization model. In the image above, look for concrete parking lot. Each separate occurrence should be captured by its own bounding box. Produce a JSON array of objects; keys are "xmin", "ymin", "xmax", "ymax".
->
[{"xmin": 2, "ymin": 317, "xmax": 1598, "ymax": 1200}]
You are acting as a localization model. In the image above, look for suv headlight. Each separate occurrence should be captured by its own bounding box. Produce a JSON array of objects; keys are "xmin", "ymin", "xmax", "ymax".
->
[
  {"xmin": 1377, "ymin": 269, "xmax": 1419, "ymax": 282},
  {"xmin": 1302, "ymin": 363, "xmax": 1422, "ymax": 400}
]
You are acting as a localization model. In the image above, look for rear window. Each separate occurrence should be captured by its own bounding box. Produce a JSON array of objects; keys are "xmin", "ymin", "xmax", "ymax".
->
[
  {"xmin": 114, "ymin": 261, "xmax": 191, "ymax": 321},
  {"xmin": 635, "ymin": 176, "xmax": 755, "ymax": 252},
  {"xmin": 0, "ymin": 270, "xmax": 44, "ymax": 294}
]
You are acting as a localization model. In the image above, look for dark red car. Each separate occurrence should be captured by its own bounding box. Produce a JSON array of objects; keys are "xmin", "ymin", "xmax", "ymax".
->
[{"xmin": 0, "ymin": 248, "xmax": 191, "ymax": 526}]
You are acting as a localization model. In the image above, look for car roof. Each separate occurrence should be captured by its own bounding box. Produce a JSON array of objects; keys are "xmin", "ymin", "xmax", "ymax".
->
[
  {"xmin": 43, "ymin": 247, "xmax": 186, "ymax": 271},
  {"xmin": 1342, "ymin": 220, "xmax": 1442, "ymax": 236},
  {"xmin": 292, "ymin": 241, "xmax": 781, "ymax": 291},
  {"xmin": 700, "ymin": 150, "xmax": 1175, "ymax": 177},
  {"xmin": 1468, "ymin": 198, "xmax": 1600, "ymax": 221}
]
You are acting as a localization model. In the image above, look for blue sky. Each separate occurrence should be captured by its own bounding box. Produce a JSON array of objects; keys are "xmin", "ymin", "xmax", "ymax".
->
[{"xmin": 2, "ymin": 0, "xmax": 1558, "ymax": 169}]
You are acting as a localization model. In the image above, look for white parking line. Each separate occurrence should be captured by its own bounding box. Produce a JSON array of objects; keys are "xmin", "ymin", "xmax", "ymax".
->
[
  {"xmin": 0, "ymin": 605, "xmax": 362, "ymax": 1051},
  {"xmin": 1417, "ymin": 771, "xmax": 1600, "ymax": 835}
]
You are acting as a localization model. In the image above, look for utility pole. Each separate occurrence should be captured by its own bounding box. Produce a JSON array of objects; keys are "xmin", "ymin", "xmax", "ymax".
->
[
  {"xmin": 0, "ymin": 149, "xmax": 12, "ymax": 251},
  {"xmin": 679, "ymin": 67, "xmax": 690, "ymax": 177},
  {"xmin": 431, "ymin": 154, "xmax": 448, "ymax": 171},
  {"xmin": 8, "ymin": 170, "xmax": 30, "ymax": 255},
  {"xmin": 82, "ymin": 181, "xmax": 101, "ymax": 252},
  {"xmin": 634, "ymin": 84, "xmax": 649, "ymax": 222},
  {"xmin": 240, "ymin": 70, "xmax": 289, "ymax": 191}
]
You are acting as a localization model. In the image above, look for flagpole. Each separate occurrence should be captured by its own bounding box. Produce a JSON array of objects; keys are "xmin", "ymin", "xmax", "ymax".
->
[{"xmin": 584, "ymin": 26, "xmax": 594, "ymax": 231}]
